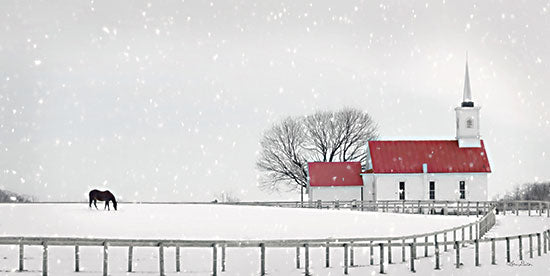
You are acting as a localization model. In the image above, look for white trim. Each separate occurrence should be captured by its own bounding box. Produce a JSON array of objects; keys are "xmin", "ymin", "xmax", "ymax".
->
[
  {"xmin": 310, "ymin": 185, "xmax": 364, "ymax": 188},
  {"xmin": 362, "ymin": 172, "xmax": 490, "ymax": 176}
]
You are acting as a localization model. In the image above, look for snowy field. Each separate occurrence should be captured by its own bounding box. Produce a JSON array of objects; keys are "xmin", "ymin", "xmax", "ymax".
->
[
  {"xmin": 0, "ymin": 204, "xmax": 548, "ymax": 275},
  {"xmin": 0, "ymin": 203, "xmax": 475, "ymax": 240}
]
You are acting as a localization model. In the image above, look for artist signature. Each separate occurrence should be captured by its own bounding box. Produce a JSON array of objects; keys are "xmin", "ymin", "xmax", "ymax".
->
[{"xmin": 507, "ymin": 260, "xmax": 532, "ymax": 267}]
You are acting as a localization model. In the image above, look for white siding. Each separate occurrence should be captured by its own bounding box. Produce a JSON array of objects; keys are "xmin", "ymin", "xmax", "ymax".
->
[
  {"xmin": 362, "ymin": 174, "xmax": 375, "ymax": 201},
  {"xmin": 309, "ymin": 173, "xmax": 488, "ymax": 202},
  {"xmin": 309, "ymin": 186, "xmax": 363, "ymax": 201},
  {"xmin": 373, "ymin": 173, "xmax": 488, "ymax": 201}
]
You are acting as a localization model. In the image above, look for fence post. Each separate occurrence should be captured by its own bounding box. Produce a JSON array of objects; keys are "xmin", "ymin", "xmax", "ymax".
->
[
  {"xmin": 305, "ymin": 244, "xmax": 310, "ymax": 276},
  {"xmin": 159, "ymin": 243, "xmax": 165, "ymax": 276},
  {"xmin": 379, "ymin": 243, "xmax": 385, "ymax": 274},
  {"xmin": 221, "ymin": 245, "xmax": 226, "ymax": 272},
  {"xmin": 260, "ymin": 243, "xmax": 266, "ymax": 276},
  {"xmin": 42, "ymin": 242, "xmax": 48, "ymax": 276},
  {"xmin": 128, "ymin": 245, "xmax": 133, "ymax": 272},
  {"xmin": 103, "ymin": 242, "xmax": 109, "ymax": 276},
  {"xmin": 212, "ymin": 243, "xmax": 218, "ymax": 276},
  {"xmin": 506, "ymin": 237, "xmax": 511, "ymax": 262},
  {"xmin": 344, "ymin": 243, "xmax": 349, "ymax": 275},
  {"xmin": 325, "ymin": 242, "xmax": 330, "ymax": 268},
  {"xmin": 387, "ymin": 240, "xmax": 392, "ymax": 264},
  {"xmin": 412, "ymin": 238, "xmax": 417, "ymax": 259},
  {"xmin": 444, "ymin": 232, "xmax": 448, "ymax": 252},
  {"xmin": 455, "ymin": 241, "xmax": 460, "ymax": 268},
  {"xmin": 537, "ymin": 233, "xmax": 541, "ymax": 256},
  {"xmin": 467, "ymin": 201, "xmax": 470, "ymax": 217},
  {"xmin": 74, "ymin": 245, "xmax": 79, "ymax": 272},
  {"xmin": 516, "ymin": 202, "xmax": 519, "ymax": 216},
  {"xmin": 476, "ymin": 202, "xmax": 480, "ymax": 217},
  {"xmin": 476, "ymin": 223, "xmax": 479, "ymax": 240},
  {"xmin": 434, "ymin": 238, "xmax": 440, "ymax": 270},
  {"xmin": 539, "ymin": 202, "xmax": 542, "ymax": 216},
  {"xmin": 491, "ymin": 238, "xmax": 497, "ymax": 265},
  {"xmin": 519, "ymin": 236, "xmax": 523, "ymax": 261},
  {"xmin": 544, "ymin": 232, "xmax": 548, "ymax": 254},
  {"xmin": 547, "ymin": 231, "xmax": 549, "ymax": 253},
  {"xmin": 176, "ymin": 246, "xmax": 181, "ymax": 272},
  {"xmin": 475, "ymin": 239, "xmax": 480, "ymax": 266},
  {"xmin": 546, "ymin": 231, "xmax": 549, "ymax": 254},
  {"xmin": 370, "ymin": 241, "xmax": 374, "ymax": 265},
  {"xmin": 19, "ymin": 241, "xmax": 24, "ymax": 272},
  {"xmin": 528, "ymin": 202, "xmax": 531, "ymax": 216},
  {"xmin": 402, "ymin": 239, "xmax": 406, "ymax": 263},
  {"xmin": 409, "ymin": 243, "xmax": 415, "ymax": 272},
  {"xmin": 503, "ymin": 201, "xmax": 507, "ymax": 215},
  {"xmin": 469, "ymin": 225, "xmax": 473, "ymax": 240},
  {"xmin": 296, "ymin": 246, "xmax": 300, "ymax": 268}
]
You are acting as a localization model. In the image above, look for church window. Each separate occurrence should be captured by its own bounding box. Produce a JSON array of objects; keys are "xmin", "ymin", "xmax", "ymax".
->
[
  {"xmin": 399, "ymin": 181, "xmax": 405, "ymax": 200},
  {"xmin": 459, "ymin": 181, "xmax": 466, "ymax": 199},
  {"xmin": 429, "ymin": 181, "xmax": 436, "ymax": 200}
]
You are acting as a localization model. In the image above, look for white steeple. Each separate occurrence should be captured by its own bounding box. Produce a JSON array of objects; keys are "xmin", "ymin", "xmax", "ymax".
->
[
  {"xmin": 455, "ymin": 58, "xmax": 481, "ymax": 148},
  {"xmin": 462, "ymin": 60, "xmax": 473, "ymax": 106}
]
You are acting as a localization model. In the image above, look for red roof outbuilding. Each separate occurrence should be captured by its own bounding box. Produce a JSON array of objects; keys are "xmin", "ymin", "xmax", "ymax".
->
[
  {"xmin": 368, "ymin": 140, "xmax": 491, "ymax": 174},
  {"xmin": 308, "ymin": 162, "xmax": 363, "ymax": 187}
]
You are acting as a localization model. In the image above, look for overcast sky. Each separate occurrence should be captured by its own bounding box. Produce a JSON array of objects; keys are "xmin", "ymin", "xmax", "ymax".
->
[{"xmin": 1, "ymin": 0, "xmax": 549, "ymax": 201}]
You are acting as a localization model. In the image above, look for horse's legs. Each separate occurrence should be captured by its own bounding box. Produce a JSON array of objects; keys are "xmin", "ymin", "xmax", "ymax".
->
[
  {"xmin": 93, "ymin": 199, "xmax": 98, "ymax": 210},
  {"xmin": 89, "ymin": 197, "xmax": 92, "ymax": 208},
  {"xmin": 106, "ymin": 201, "xmax": 110, "ymax": 211}
]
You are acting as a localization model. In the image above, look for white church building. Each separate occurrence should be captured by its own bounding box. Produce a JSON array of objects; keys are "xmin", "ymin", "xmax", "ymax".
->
[{"xmin": 308, "ymin": 62, "xmax": 491, "ymax": 202}]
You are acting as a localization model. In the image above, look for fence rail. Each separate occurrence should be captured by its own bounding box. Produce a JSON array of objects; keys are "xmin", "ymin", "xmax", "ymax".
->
[
  {"xmin": 0, "ymin": 200, "xmax": 549, "ymax": 275},
  {"xmin": 230, "ymin": 199, "xmax": 550, "ymax": 216}
]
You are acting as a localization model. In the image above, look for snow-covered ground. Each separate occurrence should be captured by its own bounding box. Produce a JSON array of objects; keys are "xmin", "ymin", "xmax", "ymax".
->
[
  {"xmin": 0, "ymin": 205, "xmax": 548, "ymax": 275},
  {"xmin": 0, "ymin": 203, "xmax": 475, "ymax": 240}
]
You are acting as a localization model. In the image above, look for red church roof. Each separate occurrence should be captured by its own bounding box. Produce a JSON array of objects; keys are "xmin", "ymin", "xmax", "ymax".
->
[
  {"xmin": 308, "ymin": 162, "xmax": 363, "ymax": 187},
  {"xmin": 368, "ymin": 140, "xmax": 491, "ymax": 174}
]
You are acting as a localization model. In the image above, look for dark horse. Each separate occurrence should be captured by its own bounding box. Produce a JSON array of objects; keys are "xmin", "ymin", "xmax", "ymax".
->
[{"xmin": 89, "ymin": 189, "xmax": 118, "ymax": 211}]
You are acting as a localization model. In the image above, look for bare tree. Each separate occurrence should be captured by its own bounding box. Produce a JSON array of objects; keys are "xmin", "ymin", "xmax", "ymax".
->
[
  {"xmin": 256, "ymin": 108, "xmax": 379, "ymax": 201},
  {"xmin": 304, "ymin": 108, "xmax": 378, "ymax": 163},
  {"xmin": 256, "ymin": 117, "xmax": 309, "ymax": 199}
]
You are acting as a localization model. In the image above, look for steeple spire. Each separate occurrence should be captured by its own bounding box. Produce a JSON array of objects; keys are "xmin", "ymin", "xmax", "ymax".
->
[
  {"xmin": 461, "ymin": 56, "xmax": 474, "ymax": 107},
  {"xmin": 455, "ymin": 54, "xmax": 481, "ymax": 148}
]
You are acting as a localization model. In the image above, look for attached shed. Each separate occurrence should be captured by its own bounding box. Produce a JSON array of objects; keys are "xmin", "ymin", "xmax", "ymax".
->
[{"xmin": 307, "ymin": 162, "xmax": 365, "ymax": 201}]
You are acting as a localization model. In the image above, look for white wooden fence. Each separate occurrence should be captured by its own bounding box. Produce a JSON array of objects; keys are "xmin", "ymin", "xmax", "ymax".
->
[{"xmin": 0, "ymin": 200, "xmax": 549, "ymax": 275}]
